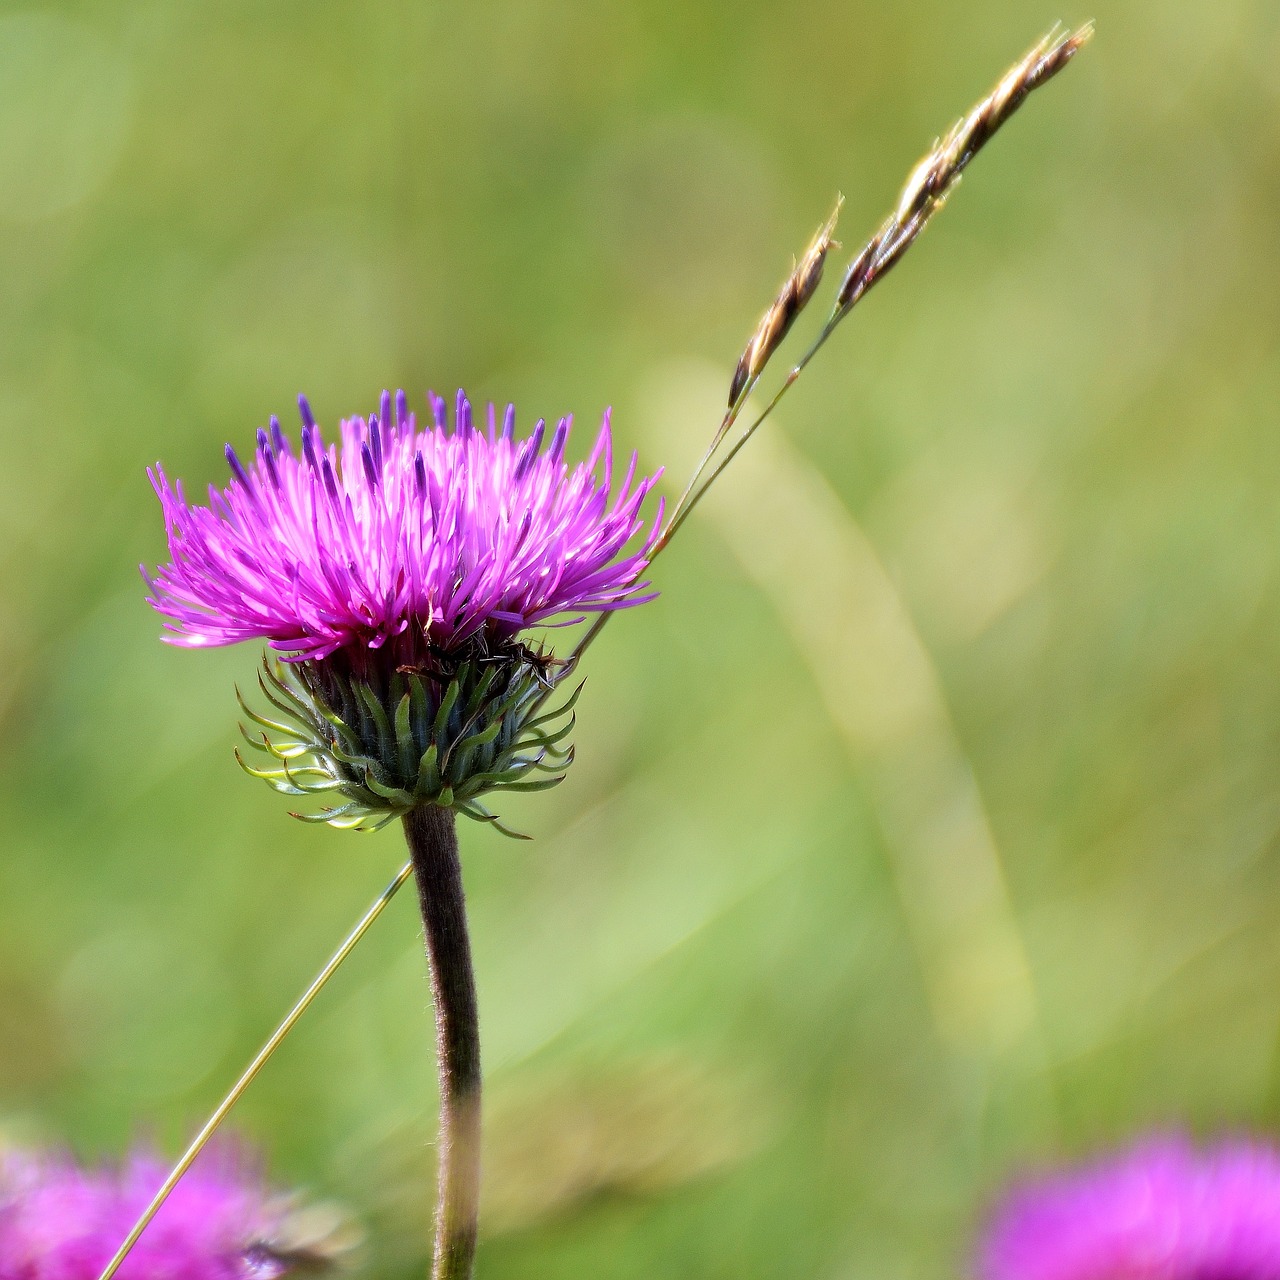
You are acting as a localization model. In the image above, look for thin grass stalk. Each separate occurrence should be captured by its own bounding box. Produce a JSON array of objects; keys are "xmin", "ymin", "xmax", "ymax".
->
[{"xmin": 95, "ymin": 860, "xmax": 415, "ymax": 1280}]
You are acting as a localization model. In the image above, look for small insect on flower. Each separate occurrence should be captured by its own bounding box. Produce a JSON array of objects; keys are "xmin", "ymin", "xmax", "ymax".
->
[
  {"xmin": 143, "ymin": 390, "xmax": 664, "ymax": 832},
  {"xmin": 979, "ymin": 1134, "xmax": 1280, "ymax": 1280},
  {"xmin": 0, "ymin": 1142, "xmax": 358, "ymax": 1279}
]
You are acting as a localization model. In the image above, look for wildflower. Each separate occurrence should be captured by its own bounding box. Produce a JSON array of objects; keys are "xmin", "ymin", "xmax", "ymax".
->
[
  {"xmin": 140, "ymin": 390, "xmax": 663, "ymax": 1280},
  {"xmin": 130, "ymin": 28, "xmax": 1088, "ymax": 1280},
  {"xmin": 144, "ymin": 391, "xmax": 663, "ymax": 830},
  {"xmin": 979, "ymin": 1135, "xmax": 1280, "ymax": 1280},
  {"xmin": 0, "ymin": 1143, "xmax": 355, "ymax": 1279}
]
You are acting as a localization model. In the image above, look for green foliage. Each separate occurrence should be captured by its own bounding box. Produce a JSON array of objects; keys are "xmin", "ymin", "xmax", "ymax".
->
[{"xmin": 0, "ymin": 1, "xmax": 1275, "ymax": 1278}]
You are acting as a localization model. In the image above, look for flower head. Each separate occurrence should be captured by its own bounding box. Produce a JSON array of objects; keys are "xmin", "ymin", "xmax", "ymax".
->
[
  {"xmin": 979, "ymin": 1135, "xmax": 1280, "ymax": 1280},
  {"xmin": 144, "ymin": 391, "xmax": 664, "ymax": 830},
  {"xmin": 0, "ymin": 1143, "xmax": 355, "ymax": 1279},
  {"xmin": 145, "ymin": 390, "xmax": 662, "ymax": 663}
]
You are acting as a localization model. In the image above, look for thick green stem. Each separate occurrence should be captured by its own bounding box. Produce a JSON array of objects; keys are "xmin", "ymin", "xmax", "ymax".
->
[{"xmin": 403, "ymin": 805, "xmax": 481, "ymax": 1280}]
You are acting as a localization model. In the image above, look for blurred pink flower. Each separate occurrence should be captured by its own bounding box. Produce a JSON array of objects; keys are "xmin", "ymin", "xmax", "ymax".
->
[
  {"xmin": 0, "ymin": 1144, "xmax": 342, "ymax": 1279},
  {"xmin": 980, "ymin": 1135, "xmax": 1280, "ymax": 1280}
]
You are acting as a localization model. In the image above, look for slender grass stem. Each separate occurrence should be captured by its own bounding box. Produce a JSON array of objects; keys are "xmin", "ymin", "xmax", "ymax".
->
[
  {"xmin": 657, "ymin": 329, "xmax": 837, "ymax": 555},
  {"xmin": 664, "ymin": 407, "xmax": 737, "ymax": 547},
  {"xmin": 95, "ymin": 859, "xmax": 414, "ymax": 1280}
]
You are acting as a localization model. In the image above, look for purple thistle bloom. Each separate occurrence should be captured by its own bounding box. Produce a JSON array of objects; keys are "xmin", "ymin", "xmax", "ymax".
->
[
  {"xmin": 142, "ymin": 390, "xmax": 665, "ymax": 829},
  {"xmin": 144, "ymin": 391, "xmax": 664, "ymax": 663},
  {"xmin": 979, "ymin": 1135, "xmax": 1280, "ymax": 1280},
  {"xmin": 0, "ymin": 1143, "xmax": 350, "ymax": 1279}
]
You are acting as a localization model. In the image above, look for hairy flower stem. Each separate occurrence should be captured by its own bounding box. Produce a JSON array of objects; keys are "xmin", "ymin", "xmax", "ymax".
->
[{"xmin": 404, "ymin": 804, "xmax": 482, "ymax": 1280}]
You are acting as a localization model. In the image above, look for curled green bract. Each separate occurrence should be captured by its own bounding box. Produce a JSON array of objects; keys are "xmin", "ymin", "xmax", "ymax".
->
[{"xmin": 236, "ymin": 649, "xmax": 579, "ymax": 836}]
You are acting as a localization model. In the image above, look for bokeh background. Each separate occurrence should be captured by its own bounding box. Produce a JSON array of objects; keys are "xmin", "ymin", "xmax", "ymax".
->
[{"xmin": 0, "ymin": 0, "xmax": 1275, "ymax": 1275}]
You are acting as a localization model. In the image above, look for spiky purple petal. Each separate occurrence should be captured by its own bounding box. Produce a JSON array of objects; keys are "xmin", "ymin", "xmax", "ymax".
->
[{"xmin": 145, "ymin": 392, "xmax": 664, "ymax": 660}]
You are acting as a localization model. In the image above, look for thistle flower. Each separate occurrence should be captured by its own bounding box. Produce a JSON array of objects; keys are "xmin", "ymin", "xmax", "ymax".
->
[
  {"xmin": 137, "ymin": 389, "xmax": 664, "ymax": 1280},
  {"xmin": 979, "ymin": 1135, "xmax": 1280, "ymax": 1280},
  {"xmin": 0, "ymin": 1143, "xmax": 355, "ymax": 1279},
  {"xmin": 127, "ymin": 27, "xmax": 1088, "ymax": 1280},
  {"xmin": 144, "ymin": 390, "xmax": 663, "ymax": 831}
]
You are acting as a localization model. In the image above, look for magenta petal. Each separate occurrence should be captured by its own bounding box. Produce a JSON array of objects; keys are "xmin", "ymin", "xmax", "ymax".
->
[{"xmin": 145, "ymin": 393, "xmax": 663, "ymax": 659}]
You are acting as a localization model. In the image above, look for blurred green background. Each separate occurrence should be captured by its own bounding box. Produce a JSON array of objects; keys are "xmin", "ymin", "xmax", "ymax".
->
[{"xmin": 0, "ymin": 0, "xmax": 1275, "ymax": 1275}]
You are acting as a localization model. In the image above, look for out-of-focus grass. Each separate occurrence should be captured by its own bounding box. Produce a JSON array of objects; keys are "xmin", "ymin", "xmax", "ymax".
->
[{"xmin": 1, "ymin": 0, "xmax": 1278, "ymax": 1275}]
